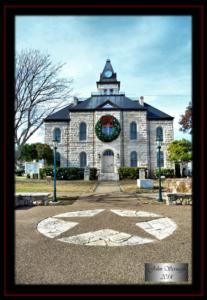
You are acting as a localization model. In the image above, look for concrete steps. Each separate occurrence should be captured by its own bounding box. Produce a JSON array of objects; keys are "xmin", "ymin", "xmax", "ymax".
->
[{"xmin": 98, "ymin": 173, "xmax": 119, "ymax": 181}]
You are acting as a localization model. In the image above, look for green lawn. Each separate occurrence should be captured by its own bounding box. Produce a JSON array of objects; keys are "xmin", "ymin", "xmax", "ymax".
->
[
  {"xmin": 15, "ymin": 177, "xmax": 97, "ymax": 193},
  {"xmin": 119, "ymin": 179, "xmax": 168, "ymax": 193}
]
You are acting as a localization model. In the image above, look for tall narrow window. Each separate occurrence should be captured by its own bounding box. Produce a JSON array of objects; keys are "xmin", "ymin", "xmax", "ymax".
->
[
  {"xmin": 53, "ymin": 128, "xmax": 61, "ymax": 142},
  {"xmin": 56, "ymin": 152, "xmax": 60, "ymax": 167},
  {"xmin": 80, "ymin": 152, "xmax": 87, "ymax": 168},
  {"xmin": 156, "ymin": 127, "xmax": 163, "ymax": 141},
  {"xmin": 79, "ymin": 122, "xmax": 87, "ymax": 141},
  {"xmin": 157, "ymin": 151, "xmax": 164, "ymax": 167},
  {"xmin": 130, "ymin": 122, "xmax": 137, "ymax": 140},
  {"xmin": 130, "ymin": 151, "xmax": 137, "ymax": 167}
]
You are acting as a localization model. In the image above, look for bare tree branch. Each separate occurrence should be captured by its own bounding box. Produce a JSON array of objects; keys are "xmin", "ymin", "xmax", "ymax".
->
[{"xmin": 15, "ymin": 49, "xmax": 73, "ymax": 157}]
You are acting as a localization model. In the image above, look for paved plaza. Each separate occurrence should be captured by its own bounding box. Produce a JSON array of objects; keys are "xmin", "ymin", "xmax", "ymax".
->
[{"xmin": 15, "ymin": 182, "xmax": 192, "ymax": 285}]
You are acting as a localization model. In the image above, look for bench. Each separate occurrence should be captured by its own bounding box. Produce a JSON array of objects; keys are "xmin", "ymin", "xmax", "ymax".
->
[
  {"xmin": 166, "ymin": 193, "xmax": 192, "ymax": 205},
  {"xmin": 15, "ymin": 193, "xmax": 51, "ymax": 207}
]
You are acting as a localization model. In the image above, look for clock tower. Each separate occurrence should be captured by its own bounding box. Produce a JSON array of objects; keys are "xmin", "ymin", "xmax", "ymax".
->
[{"xmin": 96, "ymin": 59, "xmax": 120, "ymax": 95}]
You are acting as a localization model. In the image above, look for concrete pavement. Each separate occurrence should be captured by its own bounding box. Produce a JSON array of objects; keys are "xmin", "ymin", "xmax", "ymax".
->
[{"xmin": 15, "ymin": 190, "xmax": 192, "ymax": 285}]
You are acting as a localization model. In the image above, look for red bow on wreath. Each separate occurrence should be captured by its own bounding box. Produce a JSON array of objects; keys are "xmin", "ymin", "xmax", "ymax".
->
[{"xmin": 100, "ymin": 115, "xmax": 114, "ymax": 127}]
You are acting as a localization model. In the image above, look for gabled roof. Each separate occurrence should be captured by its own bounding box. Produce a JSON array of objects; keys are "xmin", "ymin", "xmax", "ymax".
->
[
  {"xmin": 44, "ymin": 97, "xmax": 174, "ymax": 122},
  {"xmin": 144, "ymin": 103, "xmax": 174, "ymax": 120},
  {"xmin": 44, "ymin": 104, "xmax": 72, "ymax": 122},
  {"xmin": 69, "ymin": 95, "xmax": 146, "ymax": 111}
]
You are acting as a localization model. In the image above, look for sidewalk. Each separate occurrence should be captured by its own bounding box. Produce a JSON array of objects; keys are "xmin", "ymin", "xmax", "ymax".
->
[
  {"xmin": 94, "ymin": 181, "xmax": 121, "ymax": 193},
  {"xmin": 15, "ymin": 189, "xmax": 192, "ymax": 285}
]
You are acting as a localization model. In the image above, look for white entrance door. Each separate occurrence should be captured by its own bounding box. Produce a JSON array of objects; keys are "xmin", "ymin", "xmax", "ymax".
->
[{"xmin": 102, "ymin": 150, "xmax": 114, "ymax": 173}]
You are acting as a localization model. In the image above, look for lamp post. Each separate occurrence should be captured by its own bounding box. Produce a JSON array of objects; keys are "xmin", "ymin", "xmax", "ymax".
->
[
  {"xmin": 156, "ymin": 136, "xmax": 163, "ymax": 202},
  {"xmin": 52, "ymin": 139, "xmax": 58, "ymax": 202}
]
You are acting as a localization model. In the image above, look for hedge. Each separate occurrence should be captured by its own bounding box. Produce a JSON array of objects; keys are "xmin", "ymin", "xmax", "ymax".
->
[
  {"xmin": 39, "ymin": 167, "xmax": 97, "ymax": 180},
  {"xmin": 118, "ymin": 167, "xmax": 147, "ymax": 180},
  {"xmin": 15, "ymin": 169, "xmax": 24, "ymax": 176},
  {"xmin": 155, "ymin": 168, "xmax": 175, "ymax": 178},
  {"xmin": 89, "ymin": 168, "xmax": 98, "ymax": 180}
]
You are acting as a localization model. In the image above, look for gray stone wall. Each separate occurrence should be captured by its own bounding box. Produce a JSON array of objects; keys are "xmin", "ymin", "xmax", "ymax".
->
[
  {"xmin": 148, "ymin": 120, "xmax": 174, "ymax": 176},
  {"xmin": 44, "ymin": 122, "xmax": 69, "ymax": 167},
  {"xmin": 68, "ymin": 112, "xmax": 94, "ymax": 167},
  {"xmin": 122, "ymin": 111, "xmax": 148, "ymax": 168},
  {"xmin": 94, "ymin": 111, "xmax": 122, "ymax": 174},
  {"xmin": 44, "ymin": 112, "xmax": 174, "ymax": 178}
]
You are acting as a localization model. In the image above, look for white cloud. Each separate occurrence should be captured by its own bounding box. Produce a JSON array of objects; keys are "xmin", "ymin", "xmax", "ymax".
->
[{"xmin": 16, "ymin": 16, "xmax": 192, "ymax": 143}]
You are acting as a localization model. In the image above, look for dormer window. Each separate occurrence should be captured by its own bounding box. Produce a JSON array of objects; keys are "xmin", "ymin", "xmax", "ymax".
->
[
  {"xmin": 104, "ymin": 89, "xmax": 107, "ymax": 94},
  {"xmin": 110, "ymin": 89, "xmax": 113, "ymax": 94}
]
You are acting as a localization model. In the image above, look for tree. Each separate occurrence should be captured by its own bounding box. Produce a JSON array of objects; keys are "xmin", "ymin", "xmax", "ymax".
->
[
  {"xmin": 19, "ymin": 144, "xmax": 38, "ymax": 162},
  {"xmin": 15, "ymin": 49, "xmax": 73, "ymax": 159},
  {"xmin": 168, "ymin": 139, "xmax": 192, "ymax": 163},
  {"xmin": 179, "ymin": 102, "xmax": 192, "ymax": 134},
  {"xmin": 36, "ymin": 143, "xmax": 53, "ymax": 165},
  {"xmin": 19, "ymin": 143, "xmax": 53, "ymax": 165},
  {"xmin": 167, "ymin": 139, "xmax": 192, "ymax": 177}
]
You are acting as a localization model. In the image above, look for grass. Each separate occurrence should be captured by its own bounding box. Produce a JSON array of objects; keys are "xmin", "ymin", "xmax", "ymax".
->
[
  {"xmin": 15, "ymin": 177, "xmax": 97, "ymax": 193},
  {"xmin": 119, "ymin": 179, "xmax": 169, "ymax": 193}
]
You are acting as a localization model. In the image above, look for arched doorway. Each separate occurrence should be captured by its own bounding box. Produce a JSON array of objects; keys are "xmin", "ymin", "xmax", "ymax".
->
[{"xmin": 102, "ymin": 149, "xmax": 114, "ymax": 173}]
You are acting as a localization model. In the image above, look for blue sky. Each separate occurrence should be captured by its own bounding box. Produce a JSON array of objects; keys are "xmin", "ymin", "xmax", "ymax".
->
[{"xmin": 15, "ymin": 16, "xmax": 192, "ymax": 142}]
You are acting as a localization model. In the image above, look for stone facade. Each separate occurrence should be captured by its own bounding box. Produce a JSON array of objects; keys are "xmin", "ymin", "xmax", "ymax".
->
[
  {"xmin": 44, "ymin": 112, "xmax": 174, "ymax": 178},
  {"xmin": 44, "ymin": 122, "xmax": 69, "ymax": 167},
  {"xmin": 44, "ymin": 60, "xmax": 174, "ymax": 180},
  {"xmin": 148, "ymin": 120, "xmax": 174, "ymax": 176}
]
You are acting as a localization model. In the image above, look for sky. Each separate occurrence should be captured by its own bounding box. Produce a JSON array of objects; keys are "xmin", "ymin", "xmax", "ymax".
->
[{"xmin": 15, "ymin": 15, "xmax": 192, "ymax": 143}]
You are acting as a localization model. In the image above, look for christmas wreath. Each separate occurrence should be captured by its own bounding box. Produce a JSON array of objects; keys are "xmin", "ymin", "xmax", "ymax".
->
[{"xmin": 95, "ymin": 115, "xmax": 121, "ymax": 142}]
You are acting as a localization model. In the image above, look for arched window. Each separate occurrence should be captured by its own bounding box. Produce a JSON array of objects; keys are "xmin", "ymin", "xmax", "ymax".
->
[
  {"xmin": 156, "ymin": 127, "xmax": 163, "ymax": 141},
  {"xmin": 56, "ymin": 152, "xmax": 60, "ymax": 167},
  {"xmin": 130, "ymin": 151, "xmax": 137, "ymax": 167},
  {"xmin": 103, "ymin": 149, "xmax": 114, "ymax": 156},
  {"xmin": 130, "ymin": 122, "xmax": 137, "ymax": 140},
  {"xmin": 80, "ymin": 152, "xmax": 87, "ymax": 168},
  {"xmin": 157, "ymin": 151, "xmax": 164, "ymax": 168},
  {"xmin": 53, "ymin": 128, "xmax": 61, "ymax": 142},
  {"xmin": 79, "ymin": 122, "xmax": 87, "ymax": 141}
]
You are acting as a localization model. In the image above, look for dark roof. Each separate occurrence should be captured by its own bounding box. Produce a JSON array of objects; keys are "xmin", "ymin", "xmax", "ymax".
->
[
  {"xmin": 44, "ymin": 105, "xmax": 71, "ymax": 122},
  {"xmin": 144, "ymin": 103, "xmax": 174, "ymax": 120},
  {"xmin": 102, "ymin": 59, "xmax": 114, "ymax": 74},
  {"xmin": 69, "ymin": 95, "xmax": 146, "ymax": 111},
  {"xmin": 44, "ymin": 96, "xmax": 173, "ymax": 121},
  {"xmin": 97, "ymin": 59, "xmax": 119, "ymax": 85}
]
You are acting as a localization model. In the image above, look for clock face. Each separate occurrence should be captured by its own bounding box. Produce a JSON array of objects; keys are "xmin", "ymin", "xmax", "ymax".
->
[{"xmin": 104, "ymin": 70, "xmax": 112, "ymax": 78}]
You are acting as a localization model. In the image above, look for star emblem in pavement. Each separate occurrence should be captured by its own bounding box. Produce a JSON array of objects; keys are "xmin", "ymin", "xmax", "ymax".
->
[{"xmin": 37, "ymin": 209, "xmax": 177, "ymax": 246}]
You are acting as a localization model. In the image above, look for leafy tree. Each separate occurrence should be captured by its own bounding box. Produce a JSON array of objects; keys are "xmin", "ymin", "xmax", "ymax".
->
[
  {"xmin": 19, "ymin": 143, "xmax": 53, "ymax": 164},
  {"xmin": 167, "ymin": 139, "xmax": 192, "ymax": 163},
  {"xmin": 179, "ymin": 102, "xmax": 192, "ymax": 134},
  {"xmin": 36, "ymin": 143, "xmax": 53, "ymax": 165},
  {"xmin": 15, "ymin": 49, "xmax": 73, "ymax": 160},
  {"xmin": 19, "ymin": 144, "xmax": 38, "ymax": 161}
]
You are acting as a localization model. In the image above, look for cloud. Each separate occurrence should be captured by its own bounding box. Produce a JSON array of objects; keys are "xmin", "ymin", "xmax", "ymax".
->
[{"xmin": 15, "ymin": 16, "xmax": 192, "ymax": 142}]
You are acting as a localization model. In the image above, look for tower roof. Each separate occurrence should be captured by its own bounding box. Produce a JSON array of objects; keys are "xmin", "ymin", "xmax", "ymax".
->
[
  {"xmin": 97, "ymin": 59, "xmax": 120, "ymax": 87},
  {"xmin": 102, "ymin": 59, "xmax": 114, "ymax": 74}
]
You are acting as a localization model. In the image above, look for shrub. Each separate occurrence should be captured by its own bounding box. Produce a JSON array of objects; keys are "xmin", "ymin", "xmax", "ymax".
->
[
  {"xmin": 15, "ymin": 169, "xmax": 24, "ymax": 176},
  {"xmin": 155, "ymin": 168, "xmax": 175, "ymax": 178},
  {"xmin": 118, "ymin": 167, "xmax": 147, "ymax": 180},
  {"xmin": 39, "ymin": 167, "xmax": 98, "ymax": 180},
  {"xmin": 89, "ymin": 168, "xmax": 98, "ymax": 180}
]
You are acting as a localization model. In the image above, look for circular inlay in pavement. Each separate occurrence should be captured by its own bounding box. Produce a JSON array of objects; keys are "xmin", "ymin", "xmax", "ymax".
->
[{"xmin": 37, "ymin": 209, "xmax": 177, "ymax": 246}]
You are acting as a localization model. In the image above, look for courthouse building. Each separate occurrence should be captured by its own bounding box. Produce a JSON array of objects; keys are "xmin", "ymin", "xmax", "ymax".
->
[{"xmin": 44, "ymin": 60, "xmax": 174, "ymax": 180}]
